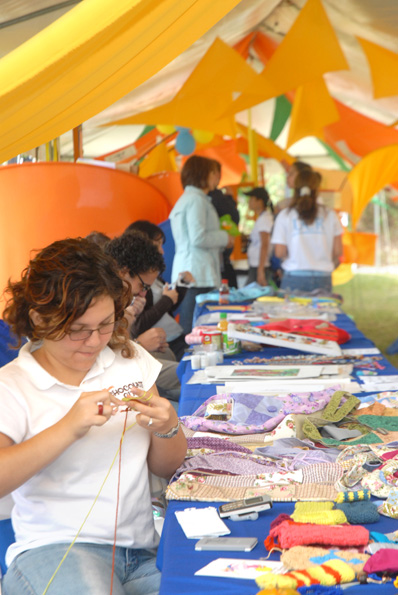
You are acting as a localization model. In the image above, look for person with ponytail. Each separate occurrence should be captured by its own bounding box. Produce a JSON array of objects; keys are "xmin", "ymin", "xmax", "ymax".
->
[{"xmin": 271, "ymin": 170, "xmax": 343, "ymax": 292}]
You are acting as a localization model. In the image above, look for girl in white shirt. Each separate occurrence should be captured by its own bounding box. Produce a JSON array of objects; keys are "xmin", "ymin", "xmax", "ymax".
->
[
  {"xmin": 271, "ymin": 170, "xmax": 343, "ymax": 293},
  {"xmin": 0, "ymin": 238, "xmax": 186, "ymax": 595},
  {"xmin": 244, "ymin": 187, "xmax": 274, "ymax": 286}
]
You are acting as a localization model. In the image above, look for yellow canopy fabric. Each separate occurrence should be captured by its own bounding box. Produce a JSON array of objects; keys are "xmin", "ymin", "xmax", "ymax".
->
[
  {"xmin": 348, "ymin": 144, "xmax": 398, "ymax": 228},
  {"xmin": 139, "ymin": 141, "xmax": 176, "ymax": 177},
  {"xmin": 106, "ymin": 37, "xmax": 259, "ymax": 136},
  {"xmin": 357, "ymin": 37, "xmax": 398, "ymax": 99},
  {"xmin": 286, "ymin": 77, "xmax": 340, "ymax": 148},
  {"xmin": 0, "ymin": 0, "xmax": 242, "ymax": 164},
  {"xmin": 226, "ymin": 0, "xmax": 348, "ymax": 115}
]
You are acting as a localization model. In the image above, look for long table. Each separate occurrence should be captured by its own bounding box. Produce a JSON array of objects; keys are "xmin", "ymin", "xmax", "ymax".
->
[{"xmin": 157, "ymin": 306, "xmax": 398, "ymax": 594}]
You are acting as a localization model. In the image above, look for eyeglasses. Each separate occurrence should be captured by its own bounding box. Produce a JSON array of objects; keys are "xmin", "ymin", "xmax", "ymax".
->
[
  {"xmin": 67, "ymin": 321, "xmax": 116, "ymax": 341},
  {"xmin": 136, "ymin": 272, "xmax": 151, "ymax": 292}
]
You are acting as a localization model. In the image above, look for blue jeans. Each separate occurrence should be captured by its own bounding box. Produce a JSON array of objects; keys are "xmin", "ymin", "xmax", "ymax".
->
[
  {"xmin": 2, "ymin": 543, "xmax": 160, "ymax": 595},
  {"xmin": 281, "ymin": 271, "xmax": 332, "ymax": 293}
]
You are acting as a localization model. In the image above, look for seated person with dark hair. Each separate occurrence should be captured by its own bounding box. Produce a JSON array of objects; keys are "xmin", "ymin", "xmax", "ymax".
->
[
  {"xmin": 125, "ymin": 221, "xmax": 194, "ymax": 361},
  {"xmin": 105, "ymin": 231, "xmax": 181, "ymax": 402}
]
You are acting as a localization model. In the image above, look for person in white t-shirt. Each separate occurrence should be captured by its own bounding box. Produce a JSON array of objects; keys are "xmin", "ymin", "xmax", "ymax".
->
[
  {"xmin": 271, "ymin": 170, "xmax": 343, "ymax": 293},
  {"xmin": 244, "ymin": 187, "xmax": 274, "ymax": 286},
  {"xmin": 0, "ymin": 238, "xmax": 186, "ymax": 595}
]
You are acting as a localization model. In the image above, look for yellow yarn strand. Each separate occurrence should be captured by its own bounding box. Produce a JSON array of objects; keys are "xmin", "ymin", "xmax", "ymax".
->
[
  {"xmin": 41, "ymin": 419, "xmax": 136, "ymax": 594},
  {"xmin": 41, "ymin": 391, "xmax": 155, "ymax": 594},
  {"xmin": 41, "ymin": 391, "xmax": 154, "ymax": 594}
]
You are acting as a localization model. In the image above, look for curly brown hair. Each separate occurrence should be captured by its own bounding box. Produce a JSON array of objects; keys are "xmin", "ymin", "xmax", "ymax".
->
[{"xmin": 2, "ymin": 237, "xmax": 134, "ymax": 358}]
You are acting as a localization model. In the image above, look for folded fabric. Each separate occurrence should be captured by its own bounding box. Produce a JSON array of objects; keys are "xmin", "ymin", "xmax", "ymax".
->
[
  {"xmin": 302, "ymin": 392, "xmax": 362, "ymax": 443},
  {"xmin": 334, "ymin": 500, "xmax": 380, "ymax": 524},
  {"xmin": 291, "ymin": 502, "xmax": 347, "ymax": 525},
  {"xmin": 336, "ymin": 444, "xmax": 384, "ymax": 472},
  {"xmin": 320, "ymin": 425, "xmax": 362, "ymax": 440},
  {"xmin": 378, "ymin": 487, "xmax": 398, "ymax": 518},
  {"xmin": 167, "ymin": 463, "xmax": 342, "ymax": 503},
  {"xmin": 362, "ymin": 458, "xmax": 398, "ymax": 498},
  {"xmin": 180, "ymin": 393, "xmax": 284, "ymax": 434},
  {"xmin": 281, "ymin": 546, "xmax": 370, "ymax": 573},
  {"xmin": 266, "ymin": 520, "xmax": 369, "ymax": 549},
  {"xmin": 261, "ymin": 319, "xmax": 351, "ymax": 344},
  {"xmin": 180, "ymin": 387, "xmax": 339, "ymax": 435},
  {"xmin": 363, "ymin": 548, "xmax": 398, "ymax": 574},
  {"xmin": 195, "ymin": 282, "xmax": 275, "ymax": 306}
]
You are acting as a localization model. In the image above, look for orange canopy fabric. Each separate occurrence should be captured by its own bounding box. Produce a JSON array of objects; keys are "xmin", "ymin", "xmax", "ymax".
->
[{"xmin": 324, "ymin": 101, "xmax": 398, "ymax": 163}]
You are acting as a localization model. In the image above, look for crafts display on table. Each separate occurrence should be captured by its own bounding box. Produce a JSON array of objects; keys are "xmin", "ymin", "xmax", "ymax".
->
[
  {"xmin": 162, "ymin": 293, "xmax": 398, "ymax": 594},
  {"xmin": 227, "ymin": 323, "xmax": 342, "ymax": 356},
  {"xmin": 204, "ymin": 365, "xmax": 324, "ymax": 382}
]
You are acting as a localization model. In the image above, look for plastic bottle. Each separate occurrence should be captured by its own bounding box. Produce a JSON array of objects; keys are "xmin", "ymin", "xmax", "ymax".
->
[
  {"xmin": 219, "ymin": 278, "xmax": 230, "ymax": 305},
  {"xmin": 217, "ymin": 312, "xmax": 241, "ymax": 355}
]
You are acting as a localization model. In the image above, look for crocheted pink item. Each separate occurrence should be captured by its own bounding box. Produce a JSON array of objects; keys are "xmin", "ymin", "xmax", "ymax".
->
[
  {"xmin": 269, "ymin": 520, "xmax": 369, "ymax": 549},
  {"xmin": 363, "ymin": 549, "xmax": 398, "ymax": 574}
]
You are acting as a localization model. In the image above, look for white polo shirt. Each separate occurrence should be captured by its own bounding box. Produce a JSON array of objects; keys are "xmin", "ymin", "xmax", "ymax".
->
[{"xmin": 0, "ymin": 342, "xmax": 161, "ymax": 566}]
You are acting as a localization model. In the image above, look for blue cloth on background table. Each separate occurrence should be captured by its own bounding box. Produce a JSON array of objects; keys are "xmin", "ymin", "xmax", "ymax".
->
[
  {"xmin": 194, "ymin": 282, "xmax": 277, "ymax": 306},
  {"xmin": 159, "ymin": 303, "xmax": 398, "ymax": 595}
]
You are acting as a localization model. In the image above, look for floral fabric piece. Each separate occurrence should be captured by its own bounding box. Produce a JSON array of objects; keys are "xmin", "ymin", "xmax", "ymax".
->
[{"xmin": 180, "ymin": 387, "xmax": 338, "ymax": 435}]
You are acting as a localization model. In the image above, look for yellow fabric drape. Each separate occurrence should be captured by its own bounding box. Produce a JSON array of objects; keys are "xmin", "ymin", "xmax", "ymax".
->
[
  {"xmin": 226, "ymin": 0, "xmax": 348, "ymax": 115},
  {"xmin": 105, "ymin": 37, "xmax": 259, "ymax": 136},
  {"xmin": 348, "ymin": 144, "xmax": 398, "ymax": 228},
  {"xmin": 357, "ymin": 37, "xmax": 398, "ymax": 99},
  {"xmin": 0, "ymin": 0, "xmax": 241, "ymax": 164},
  {"xmin": 139, "ymin": 141, "xmax": 176, "ymax": 177},
  {"xmin": 286, "ymin": 77, "xmax": 340, "ymax": 148}
]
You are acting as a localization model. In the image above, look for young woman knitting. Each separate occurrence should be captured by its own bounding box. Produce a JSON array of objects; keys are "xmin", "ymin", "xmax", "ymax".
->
[{"xmin": 0, "ymin": 238, "xmax": 186, "ymax": 595}]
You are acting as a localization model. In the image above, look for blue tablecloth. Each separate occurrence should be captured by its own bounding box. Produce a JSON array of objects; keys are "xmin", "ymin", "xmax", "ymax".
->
[{"xmin": 157, "ymin": 305, "xmax": 398, "ymax": 594}]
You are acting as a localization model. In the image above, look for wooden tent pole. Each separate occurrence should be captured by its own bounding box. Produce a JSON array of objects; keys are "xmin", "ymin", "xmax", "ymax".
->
[{"xmin": 73, "ymin": 125, "xmax": 83, "ymax": 161}]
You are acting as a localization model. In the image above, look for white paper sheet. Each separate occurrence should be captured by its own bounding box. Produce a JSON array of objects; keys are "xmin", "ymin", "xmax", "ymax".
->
[
  {"xmin": 195, "ymin": 558, "xmax": 286, "ymax": 580},
  {"xmin": 342, "ymin": 347, "xmax": 381, "ymax": 355},
  {"xmin": 175, "ymin": 507, "xmax": 230, "ymax": 539},
  {"xmin": 361, "ymin": 375, "xmax": 398, "ymax": 385}
]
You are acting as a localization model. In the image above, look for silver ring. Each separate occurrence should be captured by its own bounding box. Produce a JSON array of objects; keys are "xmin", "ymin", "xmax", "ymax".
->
[
  {"xmin": 97, "ymin": 401, "xmax": 104, "ymax": 416},
  {"xmin": 148, "ymin": 417, "xmax": 153, "ymax": 427}
]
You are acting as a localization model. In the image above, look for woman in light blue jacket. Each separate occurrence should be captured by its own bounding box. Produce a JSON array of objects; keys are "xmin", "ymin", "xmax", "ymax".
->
[{"xmin": 170, "ymin": 156, "xmax": 234, "ymax": 334}]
